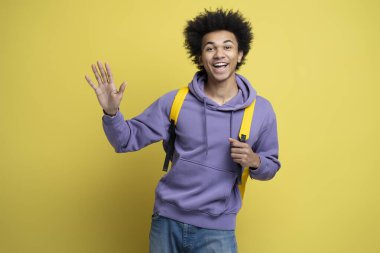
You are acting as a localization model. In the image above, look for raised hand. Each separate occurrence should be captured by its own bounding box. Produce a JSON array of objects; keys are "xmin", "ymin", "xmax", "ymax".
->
[{"xmin": 85, "ymin": 61, "xmax": 127, "ymax": 115}]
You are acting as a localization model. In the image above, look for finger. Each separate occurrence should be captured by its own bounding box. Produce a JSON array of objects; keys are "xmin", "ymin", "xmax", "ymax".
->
[
  {"xmin": 84, "ymin": 75, "xmax": 97, "ymax": 91},
  {"xmin": 97, "ymin": 60, "xmax": 108, "ymax": 84},
  {"xmin": 231, "ymin": 153, "xmax": 245, "ymax": 159},
  {"xmin": 105, "ymin": 62, "xmax": 114, "ymax": 84},
  {"xmin": 231, "ymin": 147, "xmax": 248, "ymax": 154},
  {"xmin": 92, "ymin": 64, "xmax": 103, "ymax": 86},
  {"xmin": 229, "ymin": 138, "xmax": 247, "ymax": 148}
]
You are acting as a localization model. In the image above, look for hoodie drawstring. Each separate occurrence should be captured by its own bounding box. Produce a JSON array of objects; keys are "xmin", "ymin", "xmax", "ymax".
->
[
  {"xmin": 203, "ymin": 99, "xmax": 209, "ymax": 159},
  {"xmin": 230, "ymin": 111, "xmax": 234, "ymax": 138},
  {"xmin": 203, "ymin": 100, "xmax": 235, "ymax": 159}
]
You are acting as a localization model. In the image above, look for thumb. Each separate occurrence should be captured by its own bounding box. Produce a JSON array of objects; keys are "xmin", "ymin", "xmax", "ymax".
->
[{"xmin": 118, "ymin": 81, "xmax": 127, "ymax": 95}]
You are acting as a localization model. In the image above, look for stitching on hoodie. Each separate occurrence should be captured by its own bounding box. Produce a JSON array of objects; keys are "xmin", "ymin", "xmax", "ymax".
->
[{"xmin": 179, "ymin": 157, "xmax": 237, "ymax": 174}]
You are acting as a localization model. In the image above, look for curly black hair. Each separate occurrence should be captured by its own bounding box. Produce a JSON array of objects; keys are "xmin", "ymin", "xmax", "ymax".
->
[{"xmin": 184, "ymin": 8, "xmax": 253, "ymax": 71}]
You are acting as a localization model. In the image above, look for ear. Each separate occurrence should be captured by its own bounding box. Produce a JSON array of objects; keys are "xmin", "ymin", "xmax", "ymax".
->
[
  {"xmin": 237, "ymin": 51, "xmax": 244, "ymax": 63},
  {"xmin": 198, "ymin": 56, "xmax": 203, "ymax": 66}
]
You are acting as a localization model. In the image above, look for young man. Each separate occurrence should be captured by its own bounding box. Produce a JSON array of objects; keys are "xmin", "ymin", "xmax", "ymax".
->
[{"xmin": 85, "ymin": 8, "xmax": 281, "ymax": 253}]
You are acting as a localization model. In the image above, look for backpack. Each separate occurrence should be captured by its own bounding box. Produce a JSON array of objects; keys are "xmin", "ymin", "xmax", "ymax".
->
[{"xmin": 162, "ymin": 87, "xmax": 256, "ymax": 199}]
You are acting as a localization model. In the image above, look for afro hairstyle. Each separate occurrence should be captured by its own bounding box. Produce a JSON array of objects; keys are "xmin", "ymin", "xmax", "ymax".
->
[{"xmin": 183, "ymin": 8, "xmax": 253, "ymax": 71}]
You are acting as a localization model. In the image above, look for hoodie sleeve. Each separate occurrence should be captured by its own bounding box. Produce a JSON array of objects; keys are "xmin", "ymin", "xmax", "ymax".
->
[
  {"xmin": 102, "ymin": 90, "xmax": 176, "ymax": 153},
  {"xmin": 249, "ymin": 100, "xmax": 281, "ymax": 180}
]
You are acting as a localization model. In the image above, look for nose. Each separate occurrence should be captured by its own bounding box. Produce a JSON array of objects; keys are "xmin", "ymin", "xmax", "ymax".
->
[{"xmin": 213, "ymin": 47, "xmax": 225, "ymax": 59}]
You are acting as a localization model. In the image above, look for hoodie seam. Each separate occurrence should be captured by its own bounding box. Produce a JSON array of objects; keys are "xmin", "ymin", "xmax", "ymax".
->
[{"xmin": 179, "ymin": 157, "xmax": 237, "ymax": 174}]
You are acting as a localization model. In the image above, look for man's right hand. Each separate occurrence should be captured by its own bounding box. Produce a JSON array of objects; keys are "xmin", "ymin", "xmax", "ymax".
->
[{"xmin": 84, "ymin": 60, "xmax": 127, "ymax": 115}]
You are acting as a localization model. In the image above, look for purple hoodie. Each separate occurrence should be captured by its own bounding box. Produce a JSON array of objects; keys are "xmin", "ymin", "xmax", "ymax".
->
[{"xmin": 102, "ymin": 71, "xmax": 281, "ymax": 230}]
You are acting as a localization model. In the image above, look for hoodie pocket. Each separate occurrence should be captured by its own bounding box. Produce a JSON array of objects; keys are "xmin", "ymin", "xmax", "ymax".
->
[{"xmin": 157, "ymin": 157, "xmax": 237, "ymax": 216}]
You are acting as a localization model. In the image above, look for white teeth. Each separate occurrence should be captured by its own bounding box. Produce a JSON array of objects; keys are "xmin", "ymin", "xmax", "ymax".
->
[{"xmin": 213, "ymin": 63, "xmax": 228, "ymax": 67}]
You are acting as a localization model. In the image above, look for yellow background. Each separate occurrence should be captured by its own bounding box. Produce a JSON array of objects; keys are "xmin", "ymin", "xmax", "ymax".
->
[{"xmin": 1, "ymin": 0, "xmax": 379, "ymax": 252}]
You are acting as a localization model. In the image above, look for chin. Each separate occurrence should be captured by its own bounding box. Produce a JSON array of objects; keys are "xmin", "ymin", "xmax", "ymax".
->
[{"xmin": 208, "ymin": 71, "xmax": 235, "ymax": 83}]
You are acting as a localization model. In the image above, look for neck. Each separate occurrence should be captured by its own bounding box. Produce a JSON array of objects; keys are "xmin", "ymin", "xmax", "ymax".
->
[{"xmin": 204, "ymin": 74, "xmax": 239, "ymax": 105}]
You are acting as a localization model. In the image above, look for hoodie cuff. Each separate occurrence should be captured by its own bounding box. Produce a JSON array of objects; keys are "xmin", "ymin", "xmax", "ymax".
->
[{"xmin": 102, "ymin": 109, "xmax": 123, "ymax": 123}]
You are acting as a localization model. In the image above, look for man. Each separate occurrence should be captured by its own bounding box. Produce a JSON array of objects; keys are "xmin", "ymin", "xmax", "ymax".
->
[{"xmin": 85, "ymin": 8, "xmax": 281, "ymax": 253}]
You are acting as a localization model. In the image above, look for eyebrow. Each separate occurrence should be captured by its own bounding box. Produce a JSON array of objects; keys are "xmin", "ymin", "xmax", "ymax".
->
[{"xmin": 203, "ymin": 40, "xmax": 235, "ymax": 46}]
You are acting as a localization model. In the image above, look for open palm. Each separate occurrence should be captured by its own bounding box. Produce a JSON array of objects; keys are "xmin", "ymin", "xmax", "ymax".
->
[{"xmin": 85, "ymin": 61, "xmax": 127, "ymax": 115}]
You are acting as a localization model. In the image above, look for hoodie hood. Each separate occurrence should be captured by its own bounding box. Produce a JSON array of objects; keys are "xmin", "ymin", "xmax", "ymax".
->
[
  {"xmin": 188, "ymin": 71, "xmax": 257, "ymax": 111},
  {"xmin": 188, "ymin": 71, "xmax": 257, "ymax": 158}
]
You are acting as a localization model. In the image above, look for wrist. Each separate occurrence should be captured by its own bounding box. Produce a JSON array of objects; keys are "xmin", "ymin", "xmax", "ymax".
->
[
  {"xmin": 103, "ymin": 108, "xmax": 119, "ymax": 116},
  {"xmin": 250, "ymin": 153, "xmax": 261, "ymax": 169}
]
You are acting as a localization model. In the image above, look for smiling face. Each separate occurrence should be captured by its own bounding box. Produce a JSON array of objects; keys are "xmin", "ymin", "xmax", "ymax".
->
[{"xmin": 199, "ymin": 30, "xmax": 243, "ymax": 84}]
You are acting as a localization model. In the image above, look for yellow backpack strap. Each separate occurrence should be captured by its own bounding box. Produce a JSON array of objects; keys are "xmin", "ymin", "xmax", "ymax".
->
[
  {"xmin": 170, "ymin": 87, "xmax": 189, "ymax": 124},
  {"xmin": 238, "ymin": 99, "xmax": 257, "ymax": 200},
  {"xmin": 162, "ymin": 87, "xmax": 189, "ymax": 171}
]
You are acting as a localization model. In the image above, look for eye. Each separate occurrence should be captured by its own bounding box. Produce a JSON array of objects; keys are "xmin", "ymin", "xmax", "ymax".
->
[
  {"xmin": 205, "ymin": 47, "xmax": 214, "ymax": 52},
  {"xmin": 225, "ymin": 45, "xmax": 232, "ymax": 50}
]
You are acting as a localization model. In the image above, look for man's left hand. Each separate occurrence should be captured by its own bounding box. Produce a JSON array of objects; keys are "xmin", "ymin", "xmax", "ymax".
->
[{"xmin": 229, "ymin": 138, "xmax": 260, "ymax": 169}]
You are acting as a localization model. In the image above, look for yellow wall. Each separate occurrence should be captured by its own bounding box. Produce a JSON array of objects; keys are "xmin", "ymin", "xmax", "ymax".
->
[{"xmin": 1, "ymin": 0, "xmax": 379, "ymax": 252}]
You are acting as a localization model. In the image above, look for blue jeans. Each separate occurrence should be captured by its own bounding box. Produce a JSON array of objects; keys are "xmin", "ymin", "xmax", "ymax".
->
[{"xmin": 149, "ymin": 213, "xmax": 238, "ymax": 253}]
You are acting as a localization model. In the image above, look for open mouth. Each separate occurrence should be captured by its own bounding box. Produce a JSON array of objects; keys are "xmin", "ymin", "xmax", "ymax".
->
[
  {"xmin": 212, "ymin": 62, "xmax": 229, "ymax": 72},
  {"xmin": 213, "ymin": 62, "xmax": 228, "ymax": 68}
]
